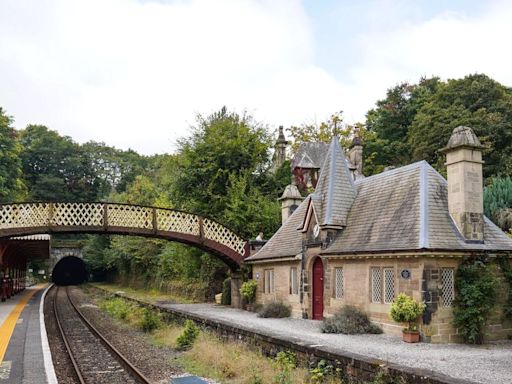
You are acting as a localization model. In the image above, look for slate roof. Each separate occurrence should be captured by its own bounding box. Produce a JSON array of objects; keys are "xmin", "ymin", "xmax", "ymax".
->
[
  {"xmin": 246, "ymin": 197, "xmax": 310, "ymax": 261},
  {"xmin": 291, "ymin": 142, "xmax": 329, "ymax": 170},
  {"xmin": 310, "ymin": 138, "xmax": 356, "ymax": 229},
  {"xmin": 247, "ymin": 160, "xmax": 512, "ymax": 262}
]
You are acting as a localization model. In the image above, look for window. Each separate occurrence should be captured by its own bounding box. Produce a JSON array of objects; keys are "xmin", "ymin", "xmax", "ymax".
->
[
  {"xmin": 384, "ymin": 268, "xmax": 395, "ymax": 303},
  {"xmin": 371, "ymin": 267, "xmax": 395, "ymax": 303},
  {"xmin": 264, "ymin": 269, "xmax": 274, "ymax": 294},
  {"xmin": 334, "ymin": 267, "xmax": 344, "ymax": 299},
  {"xmin": 290, "ymin": 267, "xmax": 298, "ymax": 295},
  {"xmin": 441, "ymin": 268, "xmax": 454, "ymax": 307}
]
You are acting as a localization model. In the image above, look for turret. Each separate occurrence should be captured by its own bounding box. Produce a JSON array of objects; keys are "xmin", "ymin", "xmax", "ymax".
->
[{"xmin": 278, "ymin": 178, "xmax": 303, "ymax": 224}]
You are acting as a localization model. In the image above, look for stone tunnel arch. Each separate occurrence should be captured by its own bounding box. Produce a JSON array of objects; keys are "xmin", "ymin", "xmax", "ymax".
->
[{"xmin": 52, "ymin": 256, "xmax": 88, "ymax": 285}]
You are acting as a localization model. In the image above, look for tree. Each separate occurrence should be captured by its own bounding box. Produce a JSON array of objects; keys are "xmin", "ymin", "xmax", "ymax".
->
[
  {"xmin": 288, "ymin": 111, "xmax": 352, "ymax": 153},
  {"xmin": 484, "ymin": 177, "xmax": 512, "ymax": 232},
  {"xmin": 363, "ymin": 77, "xmax": 440, "ymax": 175},
  {"xmin": 19, "ymin": 125, "xmax": 100, "ymax": 201},
  {"xmin": 171, "ymin": 107, "xmax": 270, "ymax": 219},
  {"xmin": 0, "ymin": 107, "xmax": 25, "ymax": 202},
  {"xmin": 409, "ymin": 74, "xmax": 512, "ymax": 176}
]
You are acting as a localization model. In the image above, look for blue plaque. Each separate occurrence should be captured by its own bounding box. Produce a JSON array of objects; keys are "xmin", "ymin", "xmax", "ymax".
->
[{"xmin": 400, "ymin": 269, "xmax": 411, "ymax": 279}]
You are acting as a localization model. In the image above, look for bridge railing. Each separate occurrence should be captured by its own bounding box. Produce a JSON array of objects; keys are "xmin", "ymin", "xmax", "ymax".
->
[{"xmin": 0, "ymin": 202, "xmax": 247, "ymax": 257}]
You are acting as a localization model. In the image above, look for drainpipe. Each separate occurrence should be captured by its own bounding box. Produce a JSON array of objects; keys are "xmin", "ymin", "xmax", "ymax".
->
[{"xmin": 300, "ymin": 243, "xmax": 308, "ymax": 319}]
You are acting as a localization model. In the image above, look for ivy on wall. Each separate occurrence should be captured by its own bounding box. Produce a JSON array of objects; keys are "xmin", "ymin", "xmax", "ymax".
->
[
  {"xmin": 498, "ymin": 257, "xmax": 512, "ymax": 320},
  {"xmin": 453, "ymin": 258, "xmax": 499, "ymax": 344}
]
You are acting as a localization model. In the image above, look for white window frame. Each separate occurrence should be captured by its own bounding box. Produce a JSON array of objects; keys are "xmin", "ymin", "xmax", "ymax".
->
[
  {"xmin": 334, "ymin": 267, "xmax": 344, "ymax": 299},
  {"xmin": 371, "ymin": 267, "xmax": 395, "ymax": 304},
  {"xmin": 441, "ymin": 268, "xmax": 455, "ymax": 307},
  {"xmin": 264, "ymin": 269, "xmax": 274, "ymax": 294},
  {"xmin": 383, "ymin": 268, "xmax": 395, "ymax": 304},
  {"xmin": 290, "ymin": 267, "xmax": 298, "ymax": 295}
]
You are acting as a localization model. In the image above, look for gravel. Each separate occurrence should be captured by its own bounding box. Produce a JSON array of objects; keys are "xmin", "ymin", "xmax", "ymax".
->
[
  {"xmin": 161, "ymin": 303, "xmax": 512, "ymax": 384},
  {"xmin": 46, "ymin": 286, "xmax": 182, "ymax": 384}
]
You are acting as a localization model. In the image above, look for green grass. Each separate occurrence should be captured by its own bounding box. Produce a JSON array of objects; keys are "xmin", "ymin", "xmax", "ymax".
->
[{"xmin": 91, "ymin": 282, "xmax": 196, "ymax": 304}]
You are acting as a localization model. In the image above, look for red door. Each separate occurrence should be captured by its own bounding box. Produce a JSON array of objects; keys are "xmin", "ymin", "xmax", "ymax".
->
[{"xmin": 312, "ymin": 257, "xmax": 324, "ymax": 320}]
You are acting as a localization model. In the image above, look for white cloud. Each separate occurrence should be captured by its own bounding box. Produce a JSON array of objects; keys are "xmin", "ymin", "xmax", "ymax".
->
[
  {"xmin": 342, "ymin": 0, "xmax": 512, "ymax": 120},
  {"xmin": 0, "ymin": 0, "xmax": 331, "ymax": 154},
  {"xmin": 1, "ymin": 1, "xmax": 511, "ymax": 154}
]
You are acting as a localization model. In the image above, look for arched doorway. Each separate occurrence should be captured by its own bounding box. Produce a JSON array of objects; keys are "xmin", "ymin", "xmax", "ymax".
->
[{"xmin": 312, "ymin": 257, "xmax": 324, "ymax": 320}]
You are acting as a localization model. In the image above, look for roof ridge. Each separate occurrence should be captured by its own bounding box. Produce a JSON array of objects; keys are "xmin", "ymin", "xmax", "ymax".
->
[{"xmin": 355, "ymin": 160, "xmax": 426, "ymax": 185}]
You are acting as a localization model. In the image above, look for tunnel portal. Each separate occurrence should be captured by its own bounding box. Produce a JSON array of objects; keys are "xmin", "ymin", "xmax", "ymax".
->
[{"xmin": 52, "ymin": 256, "xmax": 88, "ymax": 285}]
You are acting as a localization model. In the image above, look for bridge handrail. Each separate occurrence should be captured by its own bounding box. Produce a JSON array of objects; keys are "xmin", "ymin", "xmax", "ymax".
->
[{"xmin": 0, "ymin": 202, "xmax": 247, "ymax": 256}]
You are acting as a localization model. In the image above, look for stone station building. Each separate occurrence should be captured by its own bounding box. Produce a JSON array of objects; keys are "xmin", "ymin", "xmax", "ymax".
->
[{"xmin": 246, "ymin": 126, "xmax": 512, "ymax": 343}]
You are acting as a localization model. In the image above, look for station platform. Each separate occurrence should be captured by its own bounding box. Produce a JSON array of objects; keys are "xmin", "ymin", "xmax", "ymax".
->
[{"xmin": 0, "ymin": 285, "xmax": 56, "ymax": 384}]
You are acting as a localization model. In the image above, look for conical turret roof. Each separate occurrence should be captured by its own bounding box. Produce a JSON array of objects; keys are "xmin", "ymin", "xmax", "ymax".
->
[{"xmin": 312, "ymin": 137, "xmax": 357, "ymax": 229}]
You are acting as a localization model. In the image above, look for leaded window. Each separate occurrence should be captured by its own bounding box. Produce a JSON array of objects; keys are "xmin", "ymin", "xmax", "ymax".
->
[
  {"xmin": 441, "ymin": 268, "xmax": 455, "ymax": 307},
  {"xmin": 264, "ymin": 269, "xmax": 274, "ymax": 294},
  {"xmin": 371, "ymin": 267, "xmax": 382, "ymax": 303},
  {"xmin": 334, "ymin": 267, "xmax": 344, "ymax": 299},
  {"xmin": 384, "ymin": 268, "xmax": 395, "ymax": 303},
  {"xmin": 290, "ymin": 267, "xmax": 298, "ymax": 295}
]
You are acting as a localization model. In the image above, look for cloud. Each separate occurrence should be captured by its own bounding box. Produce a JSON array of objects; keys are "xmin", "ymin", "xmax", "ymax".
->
[
  {"xmin": 0, "ymin": 0, "xmax": 333, "ymax": 154},
  {"xmin": 1, "ymin": 0, "xmax": 511, "ymax": 154},
  {"xmin": 342, "ymin": 0, "xmax": 512, "ymax": 119}
]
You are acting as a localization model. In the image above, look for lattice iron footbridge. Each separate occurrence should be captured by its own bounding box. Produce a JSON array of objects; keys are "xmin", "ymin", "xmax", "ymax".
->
[{"xmin": 0, "ymin": 202, "xmax": 249, "ymax": 269}]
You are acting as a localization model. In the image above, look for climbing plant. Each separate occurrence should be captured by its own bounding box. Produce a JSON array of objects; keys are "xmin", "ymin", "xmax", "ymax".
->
[
  {"xmin": 498, "ymin": 257, "xmax": 512, "ymax": 319},
  {"xmin": 453, "ymin": 258, "xmax": 499, "ymax": 344}
]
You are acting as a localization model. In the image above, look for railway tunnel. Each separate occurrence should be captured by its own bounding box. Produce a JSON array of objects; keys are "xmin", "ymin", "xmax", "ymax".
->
[{"xmin": 52, "ymin": 256, "xmax": 88, "ymax": 285}]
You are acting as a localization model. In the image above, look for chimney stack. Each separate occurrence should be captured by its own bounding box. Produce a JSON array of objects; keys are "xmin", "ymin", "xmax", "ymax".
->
[
  {"xmin": 441, "ymin": 126, "xmax": 485, "ymax": 242},
  {"xmin": 278, "ymin": 178, "xmax": 303, "ymax": 224}
]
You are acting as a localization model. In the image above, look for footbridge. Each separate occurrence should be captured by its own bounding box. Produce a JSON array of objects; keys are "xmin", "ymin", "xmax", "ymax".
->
[{"xmin": 0, "ymin": 202, "xmax": 249, "ymax": 270}]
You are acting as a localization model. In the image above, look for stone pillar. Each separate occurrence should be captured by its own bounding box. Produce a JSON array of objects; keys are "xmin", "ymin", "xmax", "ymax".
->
[
  {"xmin": 230, "ymin": 271, "xmax": 242, "ymax": 309},
  {"xmin": 441, "ymin": 126, "xmax": 485, "ymax": 242}
]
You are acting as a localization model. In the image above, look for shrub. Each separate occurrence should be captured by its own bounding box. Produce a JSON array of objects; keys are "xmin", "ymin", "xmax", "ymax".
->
[
  {"xmin": 100, "ymin": 297, "xmax": 130, "ymax": 320},
  {"xmin": 240, "ymin": 280, "xmax": 258, "ymax": 304},
  {"xmin": 257, "ymin": 301, "xmax": 291, "ymax": 318},
  {"xmin": 221, "ymin": 277, "xmax": 231, "ymax": 305},
  {"xmin": 322, "ymin": 306, "xmax": 382, "ymax": 334},
  {"xmin": 453, "ymin": 259, "xmax": 499, "ymax": 344},
  {"xmin": 139, "ymin": 308, "xmax": 160, "ymax": 332},
  {"xmin": 389, "ymin": 294, "xmax": 426, "ymax": 331},
  {"xmin": 176, "ymin": 319, "xmax": 200, "ymax": 350}
]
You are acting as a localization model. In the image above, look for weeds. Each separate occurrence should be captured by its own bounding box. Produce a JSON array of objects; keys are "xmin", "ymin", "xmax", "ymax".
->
[{"xmin": 176, "ymin": 320, "xmax": 200, "ymax": 350}]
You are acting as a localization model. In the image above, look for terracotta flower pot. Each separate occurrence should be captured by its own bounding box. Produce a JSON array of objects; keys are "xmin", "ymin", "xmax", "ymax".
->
[{"xmin": 402, "ymin": 330, "xmax": 421, "ymax": 343}]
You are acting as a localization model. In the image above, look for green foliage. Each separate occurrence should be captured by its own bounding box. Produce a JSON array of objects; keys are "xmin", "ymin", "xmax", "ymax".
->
[
  {"xmin": 408, "ymin": 74, "xmax": 512, "ymax": 176},
  {"xmin": 221, "ymin": 277, "xmax": 231, "ymax": 305},
  {"xmin": 453, "ymin": 259, "xmax": 499, "ymax": 344},
  {"xmin": 271, "ymin": 351, "xmax": 297, "ymax": 384},
  {"xmin": 497, "ymin": 258, "xmax": 512, "ymax": 320},
  {"xmin": 365, "ymin": 74, "xmax": 512, "ymax": 179},
  {"xmin": 288, "ymin": 111, "xmax": 351, "ymax": 153},
  {"xmin": 484, "ymin": 177, "xmax": 512, "ymax": 231},
  {"xmin": 239, "ymin": 280, "xmax": 258, "ymax": 303},
  {"xmin": 139, "ymin": 308, "xmax": 161, "ymax": 332},
  {"xmin": 176, "ymin": 319, "xmax": 200, "ymax": 350},
  {"xmin": 257, "ymin": 301, "xmax": 291, "ymax": 318},
  {"xmin": 308, "ymin": 360, "xmax": 340, "ymax": 383},
  {"xmin": 99, "ymin": 297, "xmax": 131, "ymax": 320},
  {"xmin": 0, "ymin": 107, "xmax": 25, "ymax": 202},
  {"xmin": 389, "ymin": 294, "xmax": 426, "ymax": 331},
  {"xmin": 322, "ymin": 306, "xmax": 383, "ymax": 334}
]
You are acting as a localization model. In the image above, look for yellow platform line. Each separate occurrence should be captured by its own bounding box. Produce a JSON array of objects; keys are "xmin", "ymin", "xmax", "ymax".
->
[{"xmin": 0, "ymin": 285, "xmax": 44, "ymax": 363}]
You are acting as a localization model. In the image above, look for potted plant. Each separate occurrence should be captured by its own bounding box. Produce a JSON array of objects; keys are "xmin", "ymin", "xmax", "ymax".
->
[
  {"xmin": 389, "ymin": 293, "xmax": 426, "ymax": 343},
  {"xmin": 239, "ymin": 280, "xmax": 258, "ymax": 311}
]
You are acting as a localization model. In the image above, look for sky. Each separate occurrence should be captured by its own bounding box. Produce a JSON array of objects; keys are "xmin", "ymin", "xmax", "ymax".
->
[{"xmin": 1, "ymin": 0, "xmax": 511, "ymax": 155}]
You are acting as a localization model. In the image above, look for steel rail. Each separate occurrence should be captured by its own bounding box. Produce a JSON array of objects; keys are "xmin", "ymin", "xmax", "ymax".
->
[
  {"xmin": 52, "ymin": 285, "xmax": 87, "ymax": 384},
  {"xmin": 63, "ymin": 286, "xmax": 152, "ymax": 384}
]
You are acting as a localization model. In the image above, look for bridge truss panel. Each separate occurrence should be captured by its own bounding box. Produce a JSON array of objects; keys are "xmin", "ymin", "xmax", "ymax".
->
[
  {"xmin": 155, "ymin": 209, "xmax": 200, "ymax": 236},
  {"xmin": 0, "ymin": 203, "xmax": 50, "ymax": 229},
  {"xmin": 53, "ymin": 203, "xmax": 104, "ymax": 227},
  {"xmin": 203, "ymin": 218, "xmax": 247, "ymax": 256},
  {"xmin": 106, "ymin": 204, "xmax": 153, "ymax": 230}
]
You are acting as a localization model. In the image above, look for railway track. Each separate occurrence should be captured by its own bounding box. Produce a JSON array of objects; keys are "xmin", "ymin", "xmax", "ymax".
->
[{"xmin": 50, "ymin": 285, "xmax": 152, "ymax": 384}]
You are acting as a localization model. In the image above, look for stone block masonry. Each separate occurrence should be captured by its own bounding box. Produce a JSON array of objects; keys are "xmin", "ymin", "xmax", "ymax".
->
[{"xmin": 91, "ymin": 286, "xmax": 472, "ymax": 384}]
